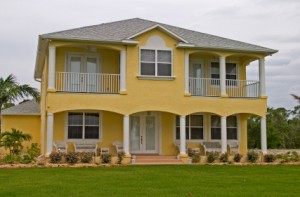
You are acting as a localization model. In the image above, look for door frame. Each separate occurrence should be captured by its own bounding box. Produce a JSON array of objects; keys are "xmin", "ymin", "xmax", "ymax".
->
[{"xmin": 129, "ymin": 112, "xmax": 161, "ymax": 154}]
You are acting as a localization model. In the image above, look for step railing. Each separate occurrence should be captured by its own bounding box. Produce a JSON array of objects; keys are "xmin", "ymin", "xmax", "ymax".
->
[{"xmin": 56, "ymin": 72, "xmax": 120, "ymax": 94}]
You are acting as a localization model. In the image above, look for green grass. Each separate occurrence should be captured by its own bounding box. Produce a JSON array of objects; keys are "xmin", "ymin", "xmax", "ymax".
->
[{"xmin": 0, "ymin": 165, "xmax": 300, "ymax": 196}]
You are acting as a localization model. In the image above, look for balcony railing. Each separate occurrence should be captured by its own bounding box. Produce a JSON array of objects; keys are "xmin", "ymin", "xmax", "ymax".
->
[
  {"xmin": 56, "ymin": 72, "xmax": 120, "ymax": 94},
  {"xmin": 189, "ymin": 77, "xmax": 260, "ymax": 98}
]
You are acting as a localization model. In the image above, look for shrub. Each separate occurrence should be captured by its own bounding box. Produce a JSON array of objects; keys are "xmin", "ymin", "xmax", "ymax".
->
[
  {"xmin": 117, "ymin": 151, "xmax": 125, "ymax": 164},
  {"xmin": 219, "ymin": 153, "xmax": 229, "ymax": 163},
  {"xmin": 49, "ymin": 152, "xmax": 63, "ymax": 163},
  {"xmin": 27, "ymin": 143, "xmax": 41, "ymax": 160},
  {"xmin": 207, "ymin": 152, "xmax": 219, "ymax": 163},
  {"xmin": 187, "ymin": 148, "xmax": 201, "ymax": 163},
  {"xmin": 264, "ymin": 154, "xmax": 276, "ymax": 163},
  {"xmin": 66, "ymin": 152, "xmax": 79, "ymax": 164},
  {"xmin": 247, "ymin": 151, "xmax": 259, "ymax": 163},
  {"xmin": 80, "ymin": 152, "xmax": 93, "ymax": 163},
  {"xmin": 21, "ymin": 155, "xmax": 33, "ymax": 164},
  {"xmin": 3, "ymin": 154, "xmax": 21, "ymax": 164},
  {"xmin": 233, "ymin": 153, "xmax": 243, "ymax": 162},
  {"xmin": 276, "ymin": 151, "xmax": 299, "ymax": 163},
  {"xmin": 101, "ymin": 153, "xmax": 112, "ymax": 164}
]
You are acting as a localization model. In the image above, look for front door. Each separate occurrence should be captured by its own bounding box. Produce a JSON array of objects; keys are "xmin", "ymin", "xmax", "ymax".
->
[
  {"xmin": 130, "ymin": 112, "xmax": 159, "ymax": 154},
  {"xmin": 189, "ymin": 61, "xmax": 203, "ymax": 95}
]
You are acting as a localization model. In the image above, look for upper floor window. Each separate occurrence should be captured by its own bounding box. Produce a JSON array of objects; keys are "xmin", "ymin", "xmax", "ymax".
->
[
  {"xmin": 175, "ymin": 115, "xmax": 204, "ymax": 140},
  {"xmin": 211, "ymin": 115, "xmax": 237, "ymax": 140},
  {"xmin": 140, "ymin": 49, "xmax": 172, "ymax": 77},
  {"xmin": 210, "ymin": 62, "xmax": 237, "ymax": 82}
]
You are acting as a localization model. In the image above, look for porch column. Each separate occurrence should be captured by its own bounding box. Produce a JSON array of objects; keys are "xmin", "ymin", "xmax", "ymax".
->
[
  {"xmin": 46, "ymin": 113, "xmax": 54, "ymax": 155},
  {"xmin": 123, "ymin": 115, "xmax": 130, "ymax": 155},
  {"xmin": 219, "ymin": 55, "xmax": 227, "ymax": 97},
  {"xmin": 180, "ymin": 116, "xmax": 186, "ymax": 155},
  {"xmin": 261, "ymin": 116, "xmax": 267, "ymax": 154},
  {"xmin": 48, "ymin": 46, "xmax": 56, "ymax": 90},
  {"xmin": 120, "ymin": 49, "xmax": 127, "ymax": 93},
  {"xmin": 221, "ymin": 116, "xmax": 227, "ymax": 153},
  {"xmin": 259, "ymin": 57, "xmax": 266, "ymax": 97},
  {"xmin": 184, "ymin": 52, "xmax": 189, "ymax": 94}
]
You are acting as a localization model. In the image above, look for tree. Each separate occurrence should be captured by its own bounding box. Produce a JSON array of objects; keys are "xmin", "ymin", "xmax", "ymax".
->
[
  {"xmin": 0, "ymin": 74, "xmax": 39, "ymax": 111},
  {"xmin": 0, "ymin": 128, "xmax": 32, "ymax": 154},
  {"xmin": 291, "ymin": 94, "xmax": 300, "ymax": 103}
]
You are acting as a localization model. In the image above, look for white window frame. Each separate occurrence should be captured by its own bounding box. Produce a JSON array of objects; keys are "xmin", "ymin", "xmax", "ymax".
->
[
  {"xmin": 174, "ymin": 114, "xmax": 205, "ymax": 142},
  {"xmin": 139, "ymin": 47, "xmax": 173, "ymax": 78},
  {"xmin": 209, "ymin": 115, "xmax": 239, "ymax": 142},
  {"xmin": 209, "ymin": 60, "xmax": 239, "ymax": 87},
  {"xmin": 64, "ymin": 111, "xmax": 102, "ymax": 141}
]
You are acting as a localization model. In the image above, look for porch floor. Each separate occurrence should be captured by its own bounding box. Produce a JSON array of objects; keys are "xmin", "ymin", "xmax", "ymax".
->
[{"xmin": 133, "ymin": 155, "xmax": 184, "ymax": 165}]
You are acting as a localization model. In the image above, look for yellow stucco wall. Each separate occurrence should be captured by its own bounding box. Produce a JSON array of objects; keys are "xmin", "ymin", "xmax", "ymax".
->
[{"xmin": 1, "ymin": 115, "xmax": 41, "ymax": 149}]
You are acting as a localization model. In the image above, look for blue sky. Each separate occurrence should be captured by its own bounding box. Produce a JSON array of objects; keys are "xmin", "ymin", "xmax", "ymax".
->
[{"xmin": 0, "ymin": 0, "xmax": 299, "ymax": 109}]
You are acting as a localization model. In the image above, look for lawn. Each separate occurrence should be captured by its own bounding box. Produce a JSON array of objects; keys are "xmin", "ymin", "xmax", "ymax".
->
[{"xmin": 0, "ymin": 165, "xmax": 300, "ymax": 196}]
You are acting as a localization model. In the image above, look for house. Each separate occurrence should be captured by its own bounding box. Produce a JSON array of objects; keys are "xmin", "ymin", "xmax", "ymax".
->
[{"xmin": 1, "ymin": 18, "xmax": 277, "ymax": 162}]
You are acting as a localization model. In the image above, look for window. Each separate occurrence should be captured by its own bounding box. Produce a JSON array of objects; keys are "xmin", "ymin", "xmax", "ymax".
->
[
  {"xmin": 210, "ymin": 62, "xmax": 237, "ymax": 85},
  {"xmin": 140, "ymin": 49, "xmax": 172, "ymax": 76},
  {"xmin": 210, "ymin": 115, "xmax": 238, "ymax": 140},
  {"xmin": 175, "ymin": 115, "xmax": 204, "ymax": 140},
  {"xmin": 68, "ymin": 112, "xmax": 100, "ymax": 139}
]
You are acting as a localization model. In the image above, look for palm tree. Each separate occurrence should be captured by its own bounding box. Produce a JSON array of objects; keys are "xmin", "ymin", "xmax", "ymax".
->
[
  {"xmin": 0, "ymin": 128, "xmax": 32, "ymax": 154},
  {"xmin": 291, "ymin": 94, "xmax": 300, "ymax": 103},
  {"xmin": 0, "ymin": 74, "xmax": 40, "ymax": 111}
]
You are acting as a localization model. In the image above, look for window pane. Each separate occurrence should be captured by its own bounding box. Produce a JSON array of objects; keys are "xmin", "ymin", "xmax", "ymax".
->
[
  {"xmin": 227, "ymin": 128, "xmax": 237, "ymax": 140},
  {"xmin": 85, "ymin": 126, "xmax": 99, "ymax": 139},
  {"xmin": 176, "ymin": 127, "xmax": 180, "ymax": 140},
  {"xmin": 186, "ymin": 127, "xmax": 189, "ymax": 140},
  {"xmin": 175, "ymin": 116, "xmax": 180, "ymax": 126},
  {"xmin": 191, "ymin": 128, "xmax": 203, "ymax": 139},
  {"xmin": 226, "ymin": 63, "xmax": 237, "ymax": 74},
  {"xmin": 226, "ymin": 74, "xmax": 237, "ymax": 80},
  {"xmin": 157, "ymin": 50, "xmax": 171, "ymax": 63},
  {"xmin": 227, "ymin": 116, "xmax": 237, "ymax": 127},
  {"xmin": 68, "ymin": 113, "xmax": 83, "ymax": 125},
  {"xmin": 191, "ymin": 115, "xmax": 203, "ymax": 126},
  {"xmin": 211, "ymin": 63, "xmax": 219, "ymax": 74},
  {"xmin": 70, "ymin": 57, "xmax": 81, "ymax": 73},
  {"xmin": 211, "ymin": 74, "xmax": 220, "ymax": 79},
  {"xmin": 211, "ymin": 116, "xmax": 220, "ymax": 127},
  {"xmin": 85, "ymin": 113, "xmax": 99, "ymax": 125},
  {"xmin": 68, "ymin": 126, "xmax": 83, "ymax": 139},
  {"xmin": 186, "ymin": 116, "xmax": 190, "ymax": 126},
  {"xmin": 141, "ymin": 63, "xmax": 155, "ymax": 75},
  {"xmin": 211, "ymin": 128, "xmax": 221, "ymax": 139},
  {"xmin": 157, "ymin": 63, "xmax": 171, "ymax": 76},
  {"xmin": 87, "ymin": 58, "xmax": 97, "ymax": 73},
  {"xmin": 141, "ymin": 49, "xmax": 155, "ymax": 62}
]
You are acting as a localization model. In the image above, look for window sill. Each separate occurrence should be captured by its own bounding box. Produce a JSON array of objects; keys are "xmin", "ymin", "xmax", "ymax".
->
[{"xmin": 137, "ymin": 75, "xmax": 175, "ymax": 81}]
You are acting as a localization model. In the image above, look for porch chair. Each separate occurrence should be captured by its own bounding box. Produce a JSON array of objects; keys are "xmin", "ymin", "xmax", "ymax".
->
[
  {"xmin": 228, "ymin": 141, "xmax": 239, "ymax": 154},
  {"xmin": 53, "ymin": 141, "xmax": 68, "ymax": 153},
  {"xmin": 113, "ymin": 141, "xmax": 124, "ymax": 153},
  {"xmin": 100, "ymin": 147, "xmax": 110, "ymax": 154}
]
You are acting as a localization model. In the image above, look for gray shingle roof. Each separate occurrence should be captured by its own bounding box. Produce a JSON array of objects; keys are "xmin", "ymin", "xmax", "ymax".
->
[
  {"xmin": 1, "ymin": 100, "xmax": 40, "ymax": 115},
  {"xmin": 41, "ymin": 18, "xmax": 277, "ymax": 53}
]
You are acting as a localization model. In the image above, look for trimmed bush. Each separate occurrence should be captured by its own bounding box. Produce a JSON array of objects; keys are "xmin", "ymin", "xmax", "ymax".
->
[
  {"xmin": 3, "ymin": 154, "xmax": 22, "ymax": 164},
  {"xmin": 233, "ymin": 153, "xmax": 243, "ymax": 162},
  {"xmin": 117, "ymin": 151, "xmax": 125, "ymax": 164},
  {"xmin": 66, "ymin": 152, "xmax": 79, "ymax": 164},
  {"xmin": 80, "ymin": 152, "xmax": 93, "ymax": 163},
  {"xmin": 101, "ymin": 153, "xmax": 112, "ymax": 164},
  {"xmin": 247, "ymin": 151, "xmax": 259, "ymax": 163},
  {"xmin": 276, "ymin": 151, "xmax": 299, "ymax": 163},
  {"xmin": 49, "ymin": 152, "xmax": 63, "ymax": 164},
  {"xmin": 207, "ymin": 152, "xmax": 219, "ymax": 163},
  {"xmin": 27, "ymin": 143, "xmax": 41, "ymax": 160},
  {"xmin": 219, "ymin": 153, "xmax": 229, "ymax": 163},
  {"xmin": 264, "ymin": 154, "xmax": 276, "ymax": 163},
  {"xmin": 21, "ymin": 155, "xmax": 33, "ymax": 164}
]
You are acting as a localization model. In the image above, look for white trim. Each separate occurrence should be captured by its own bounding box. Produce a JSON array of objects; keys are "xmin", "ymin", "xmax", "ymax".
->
[
  {"xmin": 221, "ymin": 116, "xmax": 227, "ymax": 153},
  {"xmin": 184, "ymin": 52, "xmax": 189, "ymax": 94},
  {"xmin": 158, "ymin": 113, "xmax": 162, "ymax": 155},
  {"xmin": 120, "ymin": 49, "xmax": 127, "ymax": 92},
  {"xmin": 64, "ymin": 111, "xmax": 103, "ymax": 141},
  {"xmin": 259, "ymin": 57, "xmax": 266, "ymax": 97},
  {"xmin": 123, "ymin": 115, "xmax": 130, "ymax": 155},
  {"xmin": 46, "ymin": 113, "xmax": 54, "ymax": 154},
  {"xmin": 176, "ymin": 43, "xmax": 195, "ymax": 48},
  {"xmin": 261, "ymin": 116, "xmax": 267, "ymax": 153},
  {"xmin": 48, "ymin": 46, "xmax": 56, "ymax": 90},
  {"xmin": 179, "ymin": 116, "xmax": 186, "ymax": 155},
  {"xmin": 137, "ymin": 75, "xmax": 175, "ymax": 80},
  {"xmin": 121, "ymin": 39, "xmax": 139, "ymax": 44},
  {"xmin": 127, "ymin": 24, "xmax": 189, "ymax": 43}
]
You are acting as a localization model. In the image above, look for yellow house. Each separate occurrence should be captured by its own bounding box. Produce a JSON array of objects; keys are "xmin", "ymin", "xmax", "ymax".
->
[{"xmin": 1, "ymin": 18, "xmax": 277, "ymax": 161}]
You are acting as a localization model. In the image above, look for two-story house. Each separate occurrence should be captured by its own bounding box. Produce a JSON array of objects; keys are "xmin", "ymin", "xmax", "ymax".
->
[{"xmin": 1, "ymin": 18, "xmax": 277, "ymax": 162}]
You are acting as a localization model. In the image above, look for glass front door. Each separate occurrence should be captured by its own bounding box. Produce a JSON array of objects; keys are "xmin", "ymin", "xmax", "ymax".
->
[
  {"xmin": 130, "ymin": 112, "xmax": 159, "ymax": 154},
  {"xmin": 190, "ymin": 62, "xmax": 203, "ymax": 95}
]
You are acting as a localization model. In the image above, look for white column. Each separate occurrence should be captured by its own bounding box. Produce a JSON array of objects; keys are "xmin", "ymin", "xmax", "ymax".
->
[
  {"xmin": 48, "ymin": 46, "xmax": 56, "ymax": 90},
  {"xmin": 221, "ymin": 116, "xmax": 227, "ymax": 153},
  {"xmin": 180, "ymin": 116, "xmax": 186, "ymax": 155},
  {"xmin": 220, "ymin": 55, "xmax": 226, "ymax": 96},
  {"xmin": 259, "ymin": 57, "xmax": 266, "ymax": 97},
  {"xmin": 123, "ymin": 115, "xmax": 130, "ymax": 155},
  {"xmin": 46, "ymin": 113, "xmax": 54, "ymax": 155},
  {"xmin": 261, "ymin": 117, "xmax": 267, "ymax": 154},
  {"xmin": 120, "ymin": 49, "xmax": 127, "ymax": 93},
  {"xmin": 184, "ymin": 52, "xmax": 189, "ymax": 94}
]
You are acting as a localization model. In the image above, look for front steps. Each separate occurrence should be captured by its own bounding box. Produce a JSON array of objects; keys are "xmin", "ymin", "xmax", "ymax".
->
[{"xmin": 133, "ymin": 155, "xmax": 184, "ymax": 165}]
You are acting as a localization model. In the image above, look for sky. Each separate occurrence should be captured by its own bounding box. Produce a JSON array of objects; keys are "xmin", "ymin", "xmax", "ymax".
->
[{"xmin": 0, "ymin": 0, "xmax": 299, "ymax": 109}]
